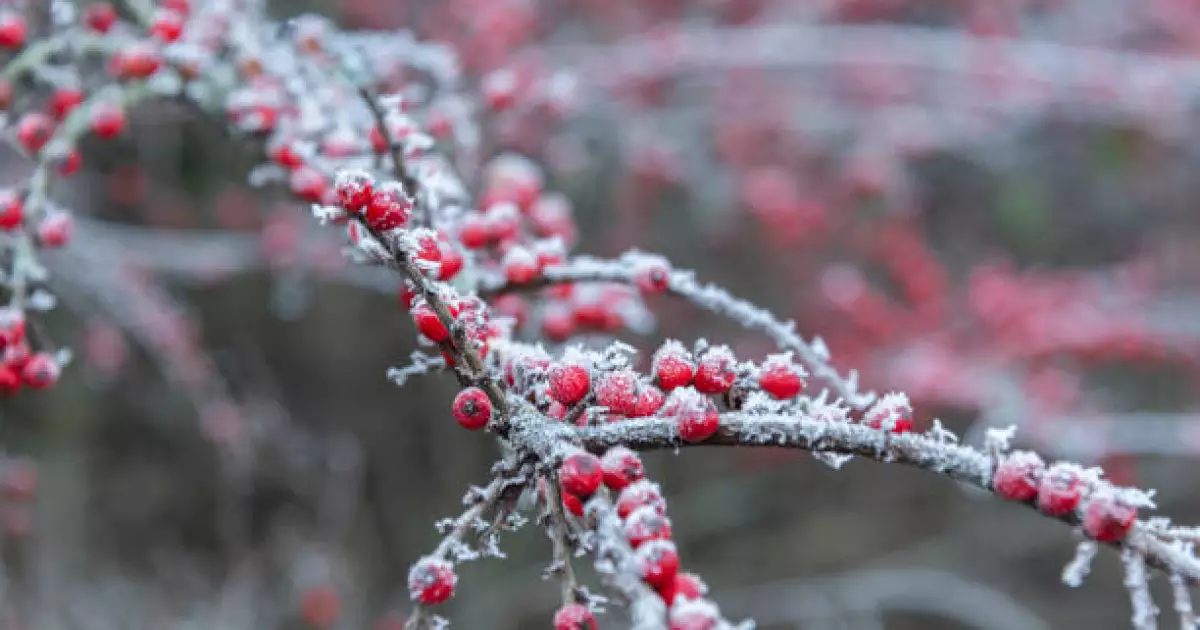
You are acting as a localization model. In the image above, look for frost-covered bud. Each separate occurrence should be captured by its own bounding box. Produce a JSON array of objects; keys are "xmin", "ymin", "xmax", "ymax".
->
[
  {"xmin": 407, "ymin": 557, "xmax": 456, "ymax": 605},
  {"xmin": 757, "ymin": 353, "xmax": 806, "ymax": 400},
  {"xmin": 624, "ymin": 505, "xmax": 672, "ymax": 548},
  {"xmin": 600, "ymin": 446, "xmax": 644, "ymax": 491},
  {"xmin": 636, "ymin": 539, "xmax": 680, "ymax": 590},
  {"xmin": 993, "ymin": 450, "xmax": 1045, "ymax": 502},
  {"xmin": 694, "ymin": 346, "xmax": 736, "ymax": 394},
  {"xmin": 653, "ymin": 341, "xmax": 694, "ymax": 391},
  {"xmin": 616, "ymin": 480, "xmax": 666, "ymax": 520}
]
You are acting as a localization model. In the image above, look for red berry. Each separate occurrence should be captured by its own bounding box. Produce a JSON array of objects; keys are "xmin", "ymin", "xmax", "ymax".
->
[
  {"xmin": 148, "ymin": 9, "xmax": 184, "ymax": 42},
  {"xmin": 0, "ymin": 367, "xmax": 18, "ymax": 395},
  {"xmin": 407, "ymin": 557, "xmax": 456, "ymax": 605},
  {"xmin": 617, "ymin": 480, "xmax": 666, "ymax": 520},
  {"xmin": 659, "ymin": 572, "xmax": 707, "ymax": 606},
  {"xmin": 0, "ymin": 311, "xmax": 25, "ymax": 347},
  {"xmin": 542, "ymin": 304, "xmax": 576, "ymax": 342},
  {"xmin": 84, "ymin": 3, "xmax": 118, "ymax": 33},
  {"xmin": 863, "ymin": 393, "xmax": 915, "ymax": 433},
  {"xmin": 3, "ymin": 341, "xmax": 30, "ymax": 369},
  {"xmin": 624, "ymin": 505, "xmax": 672, "ymax": 548},
  {"xmin": 412, "ymin": 302, "xmax": 450, "ymax": 343},
  {"xmin": 90, "ymin": 102, "xmax": 126, "ymax": 139},
  {"xmin": 992, "ymin": 451, "xmax": 1045, "ymax": 502},
  {"xmin": 289, "ymin": 165, "xmax": 326, "ymax": 203},
  {"xmin": 16, "ymin": 112, "xmax": 54, "ymax": 154},
  {"xmin": 553, "ymin": 603, "xmax": 597, "ymax": 630},
  {"xmin": 636, "ymin": 539, "xmax": 679, "ymax": 590},
  {"xmin": 412, "ymin": 233, "xmax": 442, "ymax": 271},
  {"xmin": 270, "ymin": 142, "xmax": 305, "ymax": 169},
  {"xmin": 670, "ymin": 599, "xmax": 721, "ymax": 630},
  {"xmin": 37, "ymin": 212, "xmax": 73, "ymax": 247},
  {"xmin": 333, "ymin": 169, "xmax": 374, "ymax": 213},
  {"xmin": 694, "ymin": 347, "xmax": 736, "ymax": 394},
  {"xmin": 438, "ymin": 245, "xmax": 464, "ymax": 281},
  {"xmin": 299, "ymin": 585, "xmax": 341, "ymax": 629},
  {"xmin": 600, "ymin": 447, "xmax": 644, "ymax": 491},
  {"xmin": 1082, "ymin": 493, "xmax": 1137, "ymax": 542},
  {"xmin": 482, "ymin": 69, "xmax": 517, "ymax": 110},
  {"xmin": 669, "ymin": 388, "xmax": 720, "ymax": 443},
  {"xmin": 111, "ymin": 42, "xmax": 162, "ymax": 79},
  {"xmin": 1038, "ymin": 463, "xmax": 1083, "ymax": 516},
  {"xmin": 0, "ymin": 190, "xmax": 23, "ymax": 231},
  {"xmin": 559, "ymin": 451, "xmax": 602, "ymax": 497},
  {"xmin": 562, "ymin": 490, "xmax": 584, "ymax": 516},
  {"xmin": 632, "ymin": 386, "xmax": 666, "ymax": 417},
  {"xmin": 57, "ymin": 149, "xmax": 82, "ymax": 176},
  {"xmin": 548, "ymin": 362, "xmax": 590, "ymax": 406},
  {"xmin": 365, "ymin": 182, "xmax": 412, "ymax": 231},
  {"xmin": 458, "ymin": 213, "xmax": 490, "ymax": 249},
  {"xmin": 652, "ymin": 343, "xmax": 694, "ymax": 391},
  {"xmin": 452, "ymin": 387, "xmax": 492, "ymax": 430},
  {"xmin": 595, "ymin": 369, "xmax": 640, "ymax": 416},
  {"xmin": 503, "ymin": 246, "xmax": 539, "ymax": 285},
  {"xmin": 758, "ymin": 354, "xmax": 805, "ymax": 399},
  {"xmin": 21, "ymin": 353, "xmax": 59, "ymax": 389},
  {"xmin": 634, "ymin": 257, "xmax": 671, "ymax": 295},
  {"xmin": 0, "ymin": 12, "xmax": 27, "ymax": 49},
  {"xmin": 49, "ymin": 88, "xmax": 84, "ymax": 121}
]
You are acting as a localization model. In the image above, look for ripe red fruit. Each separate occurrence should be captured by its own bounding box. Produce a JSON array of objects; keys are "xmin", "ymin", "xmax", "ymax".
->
[
  {"xmin": 49, "ymin": 88, "xmax": 84, "ymax": 121},
  {"xmin": 670, "ymin": 389, "xmax": 720, "ymax": 443},
  {"xmin": 559, "ymin": 451, "xmax": 603, "ymax": 497},
  {"xmin": 334, "ymin": 170, "xmax": 374, "ymax": 212},
  {"xmin": 1082, "ymin": 493, "xmax": 1137, "ymax": 542},
  {"xmin": 758, "ymin": 354, "xmax": 805, "ymax": 399},
  {"xmin": 636, "ymin": 539, "xmax": 679, "ymax": 590},
  {"xmin": 552, "ymin": 603, "xmax": 597, "ymax": 630},
  {"xmin": 411, "ymin": 301, "xmax": 450, "ymax": 342},
  {"xmin": 600, "ymin": 447, "xmax": 644, "ymax": 491},
  {"xmin": 408, "ymin": 557, "xmax": 456, "ymax": 605},
  {"xmin": 624, "ymin": 505, "xmax": 673, "ymax": 548},
  {"xmin": 111, "ymin": 42, "xmax": 163, "ymax": 79},
  {"xmin": 270, "ymin": 142, "xmax": 305, "ymax": 169},
  {"xmin": 0, "ymin": 367, "xmax": 18, "ymax": 396},
  {"xmin": 482, "ymin": 69, "xmax": 517, "ymax": 110},
  {"xmin": 652, "ymin": 343, "xmax": 694, "ymax": 391},
  {"xmin": 1038, "ymin": 463, "xmax": 1083, "ymax": 516},
  {"xmin": 617, "ymin": 480, "xmax": 666, "ymax": 520},
  {"xmin": 0, "ymin": 191, "xmax": 23, "ymax": 231},
  {"xmin": 595, "ymin": 369, "xmax": 640, "ymax": 416},
  {"xmin": 83, "ymin": 3, "xmax": 118, "ymax": 33},
  {"xmin": 458, "ymin": 213, "xmax": 489, "ymax": 249},
  {"xmin": 452, "ymin": 387, "xmax": 492, "ymax": 430},
  {"xmin": 148, "ymin": 9, "xmax": 185, "ymax": 42},
  {"xmin": 3, "ymin": 341, "xmax": 29, "ymax": 369},
  {"xmin": 694, "ymin": 347, "xmax": 737, "ymax": 394},
  {"xmin": 670, "ymin": 599, "xmax": 721, "ymax": 630},
  {"xmin": 0, "ymin": 311, "xmax": 25, "ymax": 347},
  {"xmin": 0, "ymin": 12, "xmax": 27, "ymax": 49},
  {"xmin": 37, "ymin": 212, "xmax": 73, "ymax": 247},
  {"xmin": 503, "ymin": 246, "xmax": 539, "ymax": 284},
  {"xmin": 548, "ymin": 362, "xmax": 590, "ymax": 406},
  {"xmin": 21, "ymin": 353, "xmax": 59, "ymax": 389},
  {"xmin": 289, "ymin": 165, "xmax": 327, "ymax": 203},
  {"xmin": 634, "ymin": 257, "xmax": 672, "ymax": 295},
  {"xmin": 16, "ymin": 112, "xmax": 54, "ymax": 154},
  {"xmin": 992, "ymin": 451, "xmax": 1046, "ymax": 502},
  {"xmin": 89, "ymin": 102, "xmax": 126, "ymax": 139},
  {"xmin": 57, "ymin": 148, "xmax": 82, "ymax": 176},
  {"xmin": 562, "ymin": 490, "xmax": 584, "ymax": 516},
  {"xmin": 632, "ymin": 386, "xmax": 666, "ymax": 417},
  {"xmin": 438, "ymin": 245, "xmax": 464, "ymax": 281},
  {"xmin": 299, "ymin": 585, "xmax": 341, "ymax": 629},
  {"xmin": 365, "ymin": 182, "xmax": 412, "ymax": 231},
  {"xmin": 659, "ymin": 572, "xmax": 707, "ymax": 605}
]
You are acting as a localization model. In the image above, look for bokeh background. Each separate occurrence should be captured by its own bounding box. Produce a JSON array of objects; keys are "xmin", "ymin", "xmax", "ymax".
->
[{"xmin": 6, "ymin": 0, "xmax": 1200, "ymax": 628}]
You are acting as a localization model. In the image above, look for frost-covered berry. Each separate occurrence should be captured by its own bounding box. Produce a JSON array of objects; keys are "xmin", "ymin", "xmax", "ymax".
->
[
  {"xmin": 559, "ymin": 451, "xmax": 603, "ymax": 497},
  {"xmin": 83, "ymin": 3, "xmax": 118, "ymax": 33},
  {"xmin": 110, "ymin": 41, "xmax": 162, "ymax": 79},
  {"xmin": 408, "ymin": 557, "xmax": 456, "ymax": 605},
  {"xmin": 636, "ymin": 539, "xmax": 679, "ymax": 589},
  {"xmin": 548, "ymin": 361, "xmax": 590, "ymax": 406},
  {"xmin": 624, "ymin": 505, "xmax": 672, "ymax": 548},
  {"xmin": 694, "ymin": 347, "xmax": 736, "ymax": 394},
  {"xmin": 458, "ymin": 213, "xmax": 489, "ymax": 249},
  {"xmin": 595, "ymin": 369, "xmax": 640, "ymax": 416},
  {"xmin": 562, "ymin": 490, "xmax": 584, "ymax": 516},
  {"xmin": 452, "ymin": 387, "xmax": 492, "ymax": 430},
  {"xmin": 148, "ymin": 9, "xmax": 184, "ymax": 42},
  {"xmin": 482, "ymin": 68, "xmax": 518, "ymax": 111},
  {"xmin": 411, "ymin": 301, "xmax": 450, "ymax": 343},
  {"xmin": 334, "ymin": 169, "xmax": 374, "ymax": 212},
  {"xmin": 669, "ymin": 598, "xmax": 721, "ymax": 630},
  {"xmin": 600, "ymin": 447, "xmax": 644, "ymax": 491},
  {"xmin": 992, "ymin": 451, "xmax": 1045, "ymax": 502},
  {"xmin": 653, "ymin": 342, "xmax": 694, "ymax": 391},
  {"xmin": 21, "ymin": 353, "xmax": 58, "ymax": 389},
  {"xmin": 299, "ymin": 585, "xmax": 341, "ymax": 629},
  {"xmin": 438, "ymin": 245, "xmax": 464, "ymax": 281},
  {"xmin": 758, "ymin": 354, "xmax": 805, "ymax": 399},
  {"xmin": 0, "ymin": 12, "xmax": 27, "ymax": 49},
  {"xmin": 289, "ymin": 165, "xmax": 327, "ymax": 203},
  {"xmin": 503, "ymin": 246, "xmax": 539, "ymax": 285},
  {"xmin": 634, "ymin": 256, "xmax": 672, "ymax": 295},
  {"xmin": 553, "ymin": 603, "xmax": 597, "ymax": 630},
  {"xmin": 37, "ymin": 212, "xmax": 73, "ymax": 247},
  {"xmin": 659, "ymin": 572, "xmax": 707, "ymax": 605},
  {"xmin": 667, "ymin": 388, "xmax": 720, "ymax": 443},
  {"xmin": 366, "ymin": 182, "xmax": 411, "ymax": 230},
  {"xmin": 89, "ymin": 102, "xmax": 125, "ymax": 139},
  {"xmin": 15, "ymin": 112, "xmax": 53, "ymax": 154},
  {"xmin": 56, "ymin": 148, "xmax": 82, "ymax": 176},
  {"xmin": 1083, "ymin": 493, "xmax": 1137, "ymax": 542},
  {"xmin": 1038, "ymin": 463, "xmax": 1083, "ymax": 516},
  {"xmin": 863, "ymin": 392, "xmax": 914, "ymax": 433},
  {"xmin": 0, "ymin": 367, "xmax": 19, "ymax": 396},
  {"xmin": 616, "ymin": 480, "xmax": 666, "ymax": 520},
  {"xmin": 411, "ymin": 232, "xmax": 442, "ymax": 271},
  {"xmin": 633, "ymin": 385, "xmax": 666, "ymax": 417},
  {"xmin": 50, "ymin": 88, "xmax": 84, "ymax": 121},
  {"xmin": 0, "ymin": 190, "xmax": 23, "ymax": 231}
]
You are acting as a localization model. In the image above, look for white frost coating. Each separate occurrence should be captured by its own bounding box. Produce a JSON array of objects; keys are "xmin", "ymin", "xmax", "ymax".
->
[
  {"xmin": 1063, "ymin": 541, "xmax": 1099, "ymax": 588},
  {"xmin": 1170, "ymin": 572, "xmax": 1197, "ymax": 630},
  {"xmin": 1123, "ymin": 549, "xmax": 1159, "ymax": 630},
  {"xmin": 587, "ymin": 497, "xmax": 668, "ymax": 630},
  {"xmin": 387, "ymin": 351, "xmax": 447, "ymax": 386}
]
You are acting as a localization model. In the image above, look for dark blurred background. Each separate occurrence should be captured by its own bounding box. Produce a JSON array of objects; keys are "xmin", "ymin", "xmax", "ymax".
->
[{"xmin": 5, "ymin": 0, "xmax": 1200, "ymax": 628}]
